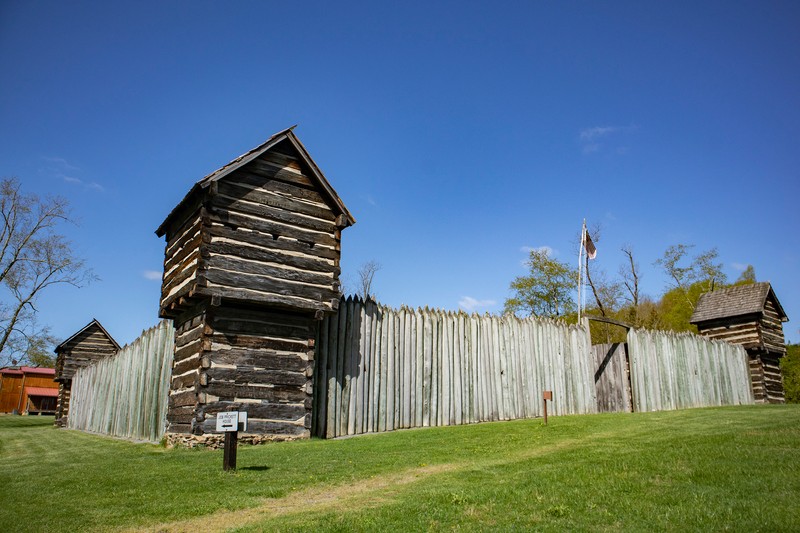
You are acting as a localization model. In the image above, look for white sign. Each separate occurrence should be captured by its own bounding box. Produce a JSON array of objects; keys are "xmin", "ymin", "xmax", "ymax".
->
[{"xmin": 217, "ymin": 411, "xmax": 239, "ymax": 431}]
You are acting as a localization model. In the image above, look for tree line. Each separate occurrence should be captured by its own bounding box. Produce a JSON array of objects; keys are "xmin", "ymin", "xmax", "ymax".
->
[{"xmin": 504, "ymin": 225, "xmax": 756, "ymax": 341}]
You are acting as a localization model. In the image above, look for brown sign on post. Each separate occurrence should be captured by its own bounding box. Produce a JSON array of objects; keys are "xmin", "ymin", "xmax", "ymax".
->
[{"xmin": 543, "ymin": 390, "xmax": 552, "ymax": 425}]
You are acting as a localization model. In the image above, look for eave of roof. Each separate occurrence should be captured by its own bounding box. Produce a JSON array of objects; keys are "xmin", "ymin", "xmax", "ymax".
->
[
  {"xmin": 19, "ymin": 366, "xmax": 56, "ymax": 375},
  {"xmin": 25, "ymin": 386, "xmax": 58, "ymax": 397},
  {"xmin": 155, "ymin": 126, "xmax": 355, "ymax": 237},
  {"xmin": 690, "ymin": 282, "xmax": 789, "ymax": 324},
  {"xmin": 54, "ymin": 319, "xmax": 121, "ymax": 354}
]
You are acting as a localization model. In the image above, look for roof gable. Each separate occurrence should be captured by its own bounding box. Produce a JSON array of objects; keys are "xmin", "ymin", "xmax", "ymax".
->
[
  {"xmin": 690, "ymin": 282, "xmax": 788, "ymax": 324},
  {"xmin": 156, "ymin": 127, "xmax": 355, "ymax": 237},
  {"xmin": 54, "ymin": 319, "xmax": 120, "ymax": 354}
]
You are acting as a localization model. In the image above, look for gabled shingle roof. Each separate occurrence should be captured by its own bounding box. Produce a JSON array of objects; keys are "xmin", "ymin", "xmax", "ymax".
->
[
  {"xmin": 690, "ymin": 282, "xmax": 788, "ymax": 324},
  {"xmin": 54, "ymin": 319, "xmax": 121, "ymax": 354},
  {"xmin": 155, "ymin": 126, "xmax": 355, "ymax": 237}
]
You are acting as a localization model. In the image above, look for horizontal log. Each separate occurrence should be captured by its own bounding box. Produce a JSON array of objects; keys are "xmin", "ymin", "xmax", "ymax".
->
[
  {"xmin": 203, "ymin": 382, "xmax": 305, "ymax": 402},
  {"xmin": 199, "ymin": 418, "xmax": 307, "ymax": 435},
  {"xmin": 219, "ymin": 180, "xmax": 335, "ymax": 222},
  {"xmin": 206, "ymin": 256, "xmax": 336, "ymax": 293},
  {"xmin": 207, "ymin": 367, "xmax": 307, "ymax": 387},
  {"xmin": 202, "ymin": 401, "xmax": 306, "ymax": 421},
  {"xmin": 173, "ymin": 355, "xmax": 201, "ymax": 376},
  {"xmin": 247, "ymin": 159, "xmax": 315, "ymax": 188},
  {"xmin": 208, "ymin": 332, "xmax": 308, "ymax": 352},
  {"xmin": 173, "ymin": 341, "xmax": 202, "ymax": 363},
  {"xmin": 211, "ymin": 194, "xmax": 336, "ymax": 234},
  {"xmin": 199, "ymin": 284, "xmax": 332, "ymax": 314},
  {"xmin": 171, "ymin": 371, "xmax": 199, "ymax": 389},
  {"xmin": 209, "ymin": 210, "xmax": 337, "ymax": 248},
  {"xmin": 209, "ymin": 348, "xmax": 308, "ymax": 372},
  {"xmin": 166, "ymin": 423, "xmax": 193, "ymax": 434},
  {"xmin": 206, "ymin": 241, "xmax": 338, "ymax": 278},
  {"xmin": 165, "ymin": 214, "xmax": 203, "ymax": 255},
  {"xmin": 169, "ymin": 389, "xmax": 198, "ymax": 407},
  {"xmin": 203, "ymin": 269, "xmax": 338, "ymax": 305},
  {"xmin": 230, "ymin": 170, "xmax": 325, "ymax": 205},
  {"xmin": 211, "ymin": 305, "xmax": 315, "ymax": 331},
  {"xmin": 166, "ymin": 405, "xmax": 198, "ymax": 424},
  {"xmin": 209, "ymin": 224, "xmax": 339, "ymax": 260}
]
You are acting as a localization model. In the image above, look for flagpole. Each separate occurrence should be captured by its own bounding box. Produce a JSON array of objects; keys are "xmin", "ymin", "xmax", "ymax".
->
[{"xmin": 578, "ymin": 219, "xmax": 585, "ymax": 322}]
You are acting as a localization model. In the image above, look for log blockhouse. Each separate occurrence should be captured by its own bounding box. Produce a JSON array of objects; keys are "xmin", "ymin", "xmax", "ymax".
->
[
  {"xmin": 690, "ymin": 282, "xmax": 789, "ymax": 403},
  {"xmin": 156, "ymin": 127, "xmax": 354, "ymax": 446},
  {"xmin": 53, "ymin": 319, "xmax": 120, "ymax": 426}
]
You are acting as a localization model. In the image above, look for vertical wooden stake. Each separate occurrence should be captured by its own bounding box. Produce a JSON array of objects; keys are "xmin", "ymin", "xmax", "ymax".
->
[{"xmin": 223, "ymin": 431, "xmax": 238, "ymax": 471}]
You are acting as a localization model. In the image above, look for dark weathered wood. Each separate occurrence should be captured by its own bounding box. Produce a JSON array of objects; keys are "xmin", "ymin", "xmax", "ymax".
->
[
  {"xmin": 210, "ymin": 194, "xmax": 337, "ymax": 234},
  {"xmin": 159, "ymin": 129, "xmax": 351, "ymax": 443},
  {"xmin": 223, "ymin": 431, "xmax": 238, "ymax": 471},
  {"xmin": 218, "ymin": 180, "xmax": 335, "ymax": 222},
  {"xmin": 208, "ymin": 210, "xmax": 337, "ymax": 247},
  {"xmin": 209, "ymin": 349, "xmax": 308, "ymax": 372},
  {"xmin": 205, "ymin": 246, "xmax": 338, "ymax": 282},
  {"xmin": 208, "ymin": 224, "xmax": 339, "ymax": 260},
  {"xmin": 204, "ymin": 382, "xmax": 304, "ymax": 402},
  {"xmin": 206, "ymin": 367, "xmax": 307, "ymax": 387}
]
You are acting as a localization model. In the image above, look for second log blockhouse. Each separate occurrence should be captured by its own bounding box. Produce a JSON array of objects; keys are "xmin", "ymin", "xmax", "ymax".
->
[
  {"xmin": 53, "ymin": 319, "xmax": 120, "ymax": 426},
  {"xmin": 690, "ymin": 282, "xmax": 789, "ymax": 403},
  {"xmin": 156, "ymin": 126, "xmax": 354, "ymax": 446}
]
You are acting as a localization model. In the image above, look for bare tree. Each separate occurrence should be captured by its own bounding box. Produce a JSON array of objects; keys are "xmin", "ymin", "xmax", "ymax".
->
[
  {"xmin": 619, "ymin": 245, "xmax": 641, "ymax": 325},
  {"xmin": 357, "ymin": 260, "xmax": 381, "ymax": 301},
  {"xmin": 0, "ymin": 178, "xmax": 95, "ymax": 366}
]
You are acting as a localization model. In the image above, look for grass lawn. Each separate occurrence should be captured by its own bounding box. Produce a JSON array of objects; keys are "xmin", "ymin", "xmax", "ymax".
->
[{"xmin": 1, "ymin": 406, "xmax": 799, "ymax": 532}]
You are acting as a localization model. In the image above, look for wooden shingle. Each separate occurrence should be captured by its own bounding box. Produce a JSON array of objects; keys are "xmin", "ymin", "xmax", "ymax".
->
[{"xmin": 690, "ymin": 282, "xmax": 788, "ymax": 325}]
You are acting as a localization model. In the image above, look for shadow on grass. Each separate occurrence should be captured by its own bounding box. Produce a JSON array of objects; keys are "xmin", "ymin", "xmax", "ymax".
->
[{"xmin": 239, "ymin": 465, "xmax": 271, "ymax": 471}]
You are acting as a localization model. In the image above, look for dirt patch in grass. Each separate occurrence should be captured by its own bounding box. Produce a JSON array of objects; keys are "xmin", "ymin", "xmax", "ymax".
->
[
  {"xmin": 133, "ymin": 462, "xmax": 457, "ymax": 533},
  {"xmin": 133, "ymin": 431, "xmax": 613, "ymax": 533}
]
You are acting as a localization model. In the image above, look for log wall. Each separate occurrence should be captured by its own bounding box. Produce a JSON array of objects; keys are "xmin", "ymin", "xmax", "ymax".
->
[
  {"xmin": 165, "ymin": 304, "xmax": 316, "ymax": 447},
  {"xmin": 159, "ymin": 147, "xmax": 344, "ymax": 318},
  {"xmin": 695, "ymin": 297, "xmax": 787, "ymax": 404},
  {"xmin": 158, "ymin": 131, "xmax": 352, "ymax": 445},
  {"xmin": 627, "ymin": 328, "xmax": 754, "ymax": 412},
  {"xmin": 760, "ymin": 298, "xmax": 787, "ymax": 355}
]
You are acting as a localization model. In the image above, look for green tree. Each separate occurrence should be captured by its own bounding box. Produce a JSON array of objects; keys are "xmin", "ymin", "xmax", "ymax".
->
[
  {"xmin": 781, "ymin": 344, "xmax": 800, "ymax": 404},
  {"xmin": 505, "ymin": 249, "xmax": 577, "ymax": 318},
  {"xmin": 654, "ymin": 244, "xmax": 726, "ymax": 312},
  {"xmin": 734, "ymin": 265, "xmax": 756, "ymax": 285}
]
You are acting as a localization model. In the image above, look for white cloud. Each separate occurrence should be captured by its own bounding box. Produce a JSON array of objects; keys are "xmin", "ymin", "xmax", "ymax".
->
[
  {"xmin": 363, "ymin": 194, "xmax": 377, "ymax": 207},
  {"xmin": 731, "ymin": 263, "xmax": 749, "ymax": 272},
  {"xmin": 521, "ymin": 245, "xmax": 555, "ymax": 257},
  {"xmin": 580, "ymin": 126, "xmax": 618, "ymax": 141},
  {"xmin": 142, "ymin": 270, "xmax": 162, "ymax": 281},
  {"xmin": 43, "ymin": 156, "xmax": 104, "ymax": 192},
  {"xmin": 458, "ymin": 296, "xmax": 496, "ymax": 312},
  {"xmin": 579, "ymin": 124, "xmax": 638, "ymax": 155},
  {"xmin": 42, "ymin": 156, "xmax": 80, "ymax": 171}
]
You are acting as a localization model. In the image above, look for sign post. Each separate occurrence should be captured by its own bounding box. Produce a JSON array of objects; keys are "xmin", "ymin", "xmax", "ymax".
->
[
  {"xmin": 543, "ymin": 390, "xmax": 552, "ymax": 425},
  {"xmin": 216, "ymin": 411, "xmax": 247, "ymax": 471}
]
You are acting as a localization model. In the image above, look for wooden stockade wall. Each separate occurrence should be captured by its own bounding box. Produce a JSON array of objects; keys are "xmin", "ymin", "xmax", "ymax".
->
[
  {"xmin": 627, "ymin": 328, "xmax": 754, "ymax": 413},
  {"xmin": 68, "ymin": 321, "xmax": 175, "ymax": 443},
  {"xmin": 312, "ymin": 297, "xmax": 597, "ymax": 438}
]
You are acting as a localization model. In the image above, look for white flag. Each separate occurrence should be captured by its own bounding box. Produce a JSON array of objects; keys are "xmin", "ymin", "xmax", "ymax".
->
[{"xmin": 584, "ymin": 228, "xmax": 597, "ymax": 259}]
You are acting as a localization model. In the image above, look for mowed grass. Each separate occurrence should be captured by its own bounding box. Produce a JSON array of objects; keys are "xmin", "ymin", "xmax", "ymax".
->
[{"xmin": 1, "ymin": 406, "xmax": 798, "ymax": 532}]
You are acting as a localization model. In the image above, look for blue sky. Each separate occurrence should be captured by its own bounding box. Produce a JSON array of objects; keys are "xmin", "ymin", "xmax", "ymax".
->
[{"xmin": 1, "ymin": 1, "xmax": 798, "ymax": 346}]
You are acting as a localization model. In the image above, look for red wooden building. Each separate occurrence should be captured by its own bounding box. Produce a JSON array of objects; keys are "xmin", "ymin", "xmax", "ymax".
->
[{"xmin": 0, "ymin": 366, "xmax": 58, "ymax": 414}]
